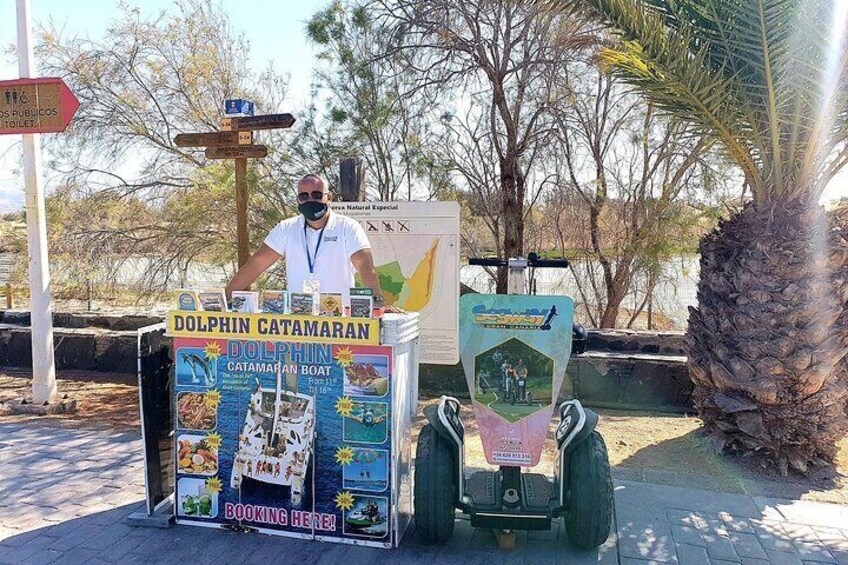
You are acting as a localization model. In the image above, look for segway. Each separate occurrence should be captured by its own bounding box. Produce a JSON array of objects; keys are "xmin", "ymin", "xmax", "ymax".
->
[{"xmin": 414, "ymin": 254, "xmax": 613, "ymax": 549}]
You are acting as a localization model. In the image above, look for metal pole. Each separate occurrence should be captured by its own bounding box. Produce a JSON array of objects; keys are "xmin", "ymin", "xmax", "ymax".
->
[
  {"xmin": 506, "ymin": 258, "xmax": 527, "ymax": 295},
  {"xmin": 17, "ymin": 0, "xmax": 58, "ymax": 404},
  {"xmin": 234, "ymin": 157, "xmax": 250, "ymax": 268}
]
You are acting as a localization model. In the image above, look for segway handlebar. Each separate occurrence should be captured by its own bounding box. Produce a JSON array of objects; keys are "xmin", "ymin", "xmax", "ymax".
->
[
  {"xmin": 467, "ymin": 258, "xmax": 506, "ymax": 267},
  {"xmin": 528, "ymin": 258, "xmax": 571, "ymax": 268},
  {"xmin": 468, "ymin": 253, "xmax": 570, "ymax": 269}
]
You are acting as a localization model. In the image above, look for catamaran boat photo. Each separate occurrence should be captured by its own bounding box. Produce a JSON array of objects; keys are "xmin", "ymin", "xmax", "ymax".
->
[{"xmin": 230, "ymin": 370, "xmax": 316, "ymax": 507}]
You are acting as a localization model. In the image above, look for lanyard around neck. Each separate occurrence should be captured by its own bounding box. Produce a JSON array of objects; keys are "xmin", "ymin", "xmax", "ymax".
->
[{"xmin": 303, "ymin": 221, "xmax": 327, "ymax": 274}]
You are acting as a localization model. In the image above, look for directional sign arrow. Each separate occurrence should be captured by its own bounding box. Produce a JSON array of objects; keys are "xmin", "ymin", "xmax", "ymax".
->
[
  {"xmin": 223, "ymin": 113, "xmax": 296, "ymax": 132},
  {"xmin": 0, "ymin": 77, "xmax": 79, "ymax": 135},
  {"xmin": 205, "ymin": 144, "xmax": 268, "ymax": 160},
  {"xmin": 174, "ymin": 130, "xmax": 251, "ymax": 147}
]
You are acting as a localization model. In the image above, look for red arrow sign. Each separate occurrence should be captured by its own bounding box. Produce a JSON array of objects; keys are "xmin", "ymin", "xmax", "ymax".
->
[{"xmin": 0, "ymin": 77, "xmax": 79, "ymax": 135}]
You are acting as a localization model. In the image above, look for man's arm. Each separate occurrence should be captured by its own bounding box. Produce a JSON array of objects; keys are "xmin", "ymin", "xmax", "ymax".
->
[
  {"xmin": 226, "ymin": 244, "xmax": 281, "ymax": 297},
  {"xmin": 350, "ymin": 248, "xmax": 383, "ymax": 298}
]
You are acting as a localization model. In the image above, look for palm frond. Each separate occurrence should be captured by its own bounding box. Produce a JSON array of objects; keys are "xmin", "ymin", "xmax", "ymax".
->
[
  {"xmin": 570, "ymin": 0, "xmax": 766, "ymax": 191},
  {"xmin": 543, "ymin": 0, "xmax": 848, "ymax": 201}
]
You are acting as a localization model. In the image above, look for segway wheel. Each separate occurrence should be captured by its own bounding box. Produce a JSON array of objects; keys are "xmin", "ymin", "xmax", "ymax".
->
[
  {"xmin": 563, "ymin": 431, "xmax": 613, "ymax": 549},
  {"xmin": 414, "ymin": 424, "xmax": 456, "ymax": 543}
]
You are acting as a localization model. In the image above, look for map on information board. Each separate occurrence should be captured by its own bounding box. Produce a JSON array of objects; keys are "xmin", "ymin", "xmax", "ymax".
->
[{"xmin": 333, "ymin": 202, "xmax": 460, "ymax": 365}]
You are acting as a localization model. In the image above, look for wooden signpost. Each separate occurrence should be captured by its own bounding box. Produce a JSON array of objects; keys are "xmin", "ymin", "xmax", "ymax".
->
[
  {"xmin": 222, "ymin": 113, "xmax": 295, "ymax": 132},
  {"xmin": 173, "ymin": 108, "xmax": 295, "ymax": 267},
  {"xmin": 173, "ymin": 130, "xmax": 251, "ymax": 148},
  {"xmin": 174, "ymin": 131, "xmax": 253, "ymax": 147},
  {"xmin": 205, "ymin": 145, "xmax": 267, "ymax": 160}
]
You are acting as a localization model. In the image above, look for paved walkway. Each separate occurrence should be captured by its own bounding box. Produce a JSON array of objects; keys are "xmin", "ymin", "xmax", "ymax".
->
[{"xmin": 0, "ymin": 422, "xmax": 846, "ymax": 565}]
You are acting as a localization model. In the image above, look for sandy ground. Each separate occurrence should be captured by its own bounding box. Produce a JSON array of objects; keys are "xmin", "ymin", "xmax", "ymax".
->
[
  {"xmin": 0, "ymin": 368, "xmax": 139, "ymax": 429},
  {"xmin": 1, "ymin": 370, "xmax": 846, "ymax": 505}
]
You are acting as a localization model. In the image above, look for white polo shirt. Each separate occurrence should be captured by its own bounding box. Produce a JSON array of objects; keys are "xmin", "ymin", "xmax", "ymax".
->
[{"xmin": 263, "ymin": 211, "xmax": 371, "ymax": 303}]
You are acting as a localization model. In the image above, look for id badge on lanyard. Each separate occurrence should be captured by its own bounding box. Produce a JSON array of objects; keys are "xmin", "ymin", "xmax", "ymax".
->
[
  {"xmin": 303, "ymin": 277, "xmax": 321, "ymax": 294},
  {"xmin": 303, "ymin": 223, "xmax": 326, "ymax": 294}
]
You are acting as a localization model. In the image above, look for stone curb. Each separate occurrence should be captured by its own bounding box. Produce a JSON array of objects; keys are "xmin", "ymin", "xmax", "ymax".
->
[{"xmin": 0, "ymin": 324, "xmax": 138, "ymax": 373}]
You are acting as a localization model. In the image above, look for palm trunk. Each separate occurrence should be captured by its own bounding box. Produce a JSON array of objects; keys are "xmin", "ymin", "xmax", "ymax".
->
[{"xmin": 686, "ymin": 198, "xmax": 848, "ymax": 474}]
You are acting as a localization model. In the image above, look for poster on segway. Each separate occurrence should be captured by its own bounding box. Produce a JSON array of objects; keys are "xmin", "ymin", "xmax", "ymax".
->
[
  {"xmin": 169, "ymin": 311, "xmax": 396, "ymax": 548},
  {"xmin": 459, "ymin": 295, "xmax": 573, "ymax": 466}
]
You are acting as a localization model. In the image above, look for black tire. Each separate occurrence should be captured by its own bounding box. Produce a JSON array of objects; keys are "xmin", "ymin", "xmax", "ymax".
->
[
  {"xmin": 562, "ymin": 431, "xmax": 614, "ymax": 549},
  {"xmin": 414, "ymin": 424, "xmax": 456, "ymax": 543}
]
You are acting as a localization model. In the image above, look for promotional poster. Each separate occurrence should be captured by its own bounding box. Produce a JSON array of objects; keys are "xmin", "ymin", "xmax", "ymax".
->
[
  {"xmin": 171, "ymin": 314, "xmax": 396, "ymax": 547},
  {"xmin": 459, "ymin": 294, "xmax": 574, "ymax": 467}
]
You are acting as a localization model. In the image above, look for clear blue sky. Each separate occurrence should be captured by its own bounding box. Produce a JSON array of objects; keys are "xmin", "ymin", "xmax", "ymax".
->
[{"xmin": 0, "ymin": 0, "xmax": 324, "ymax": 212}]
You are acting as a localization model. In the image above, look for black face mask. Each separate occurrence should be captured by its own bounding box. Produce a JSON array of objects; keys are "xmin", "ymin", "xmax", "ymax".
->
[{"xmin": 298, "ymin": 201, "xmax": 329, "ymax": 222}]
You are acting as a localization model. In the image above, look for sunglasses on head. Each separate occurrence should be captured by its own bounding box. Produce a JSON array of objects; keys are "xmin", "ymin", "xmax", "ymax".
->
[{"xmin": 297, "ymin": 190, "xmax": 327, "ymax": 202}]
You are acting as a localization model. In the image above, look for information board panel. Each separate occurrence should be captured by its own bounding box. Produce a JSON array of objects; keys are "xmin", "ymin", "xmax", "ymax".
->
[{"xmin": 334, "ymin": 201, "xmax": 460, "ymax": 365}]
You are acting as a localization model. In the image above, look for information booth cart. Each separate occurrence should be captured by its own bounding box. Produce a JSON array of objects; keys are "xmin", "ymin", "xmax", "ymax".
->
[{"xmin": 167, "ymin": 310, "xmax": 419, "ymax": 549}]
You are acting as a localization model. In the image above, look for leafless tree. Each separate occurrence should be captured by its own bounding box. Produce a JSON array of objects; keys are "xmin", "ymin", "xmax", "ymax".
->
[
  {"xmin": 34, "ymin": 0, "xmax": 292, "ymax": 293},
  {"xmin": 373, "ymin": 0, "xmax": 593, "ymax": 291},
  {"xmin": 549, "ymin": 65, "xmax": 724, "ymax": 327}
]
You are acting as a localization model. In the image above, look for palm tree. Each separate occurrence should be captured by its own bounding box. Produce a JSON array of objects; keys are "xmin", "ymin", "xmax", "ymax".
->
[{"xmin": 545, "ymin": 0, "xmax": 848, "ymax": 474}]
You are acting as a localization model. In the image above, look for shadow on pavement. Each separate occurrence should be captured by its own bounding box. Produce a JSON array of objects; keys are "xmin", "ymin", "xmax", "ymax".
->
[
  {"xmin": 1, "ymin": 506, "xmax": 617, "ymax": 565},
  {"xmin": 614, "ymin": 479, "xmax": 848, "ymax": 564},
  {"xmin": 613, "ymin": 429, "xmax": 848, "ymax": 504}
]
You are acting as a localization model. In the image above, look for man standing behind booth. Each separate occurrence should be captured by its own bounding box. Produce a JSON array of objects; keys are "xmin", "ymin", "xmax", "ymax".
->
[{"xmin": 226, "ymin": 174, "xmax": 386, "ymax": 307}]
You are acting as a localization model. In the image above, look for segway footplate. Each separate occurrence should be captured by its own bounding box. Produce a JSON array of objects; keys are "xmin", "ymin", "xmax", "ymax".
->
[
  {"xmin": 522, "ymin": 473, "xmax": 556, "ymax": 510},
  {"xmin": 466, "ymin": 470, "xmax": 498, "ymax": 507},
  {"xmin": 464, "ymin": 470, "xmax": 559, "ymax": 519}
]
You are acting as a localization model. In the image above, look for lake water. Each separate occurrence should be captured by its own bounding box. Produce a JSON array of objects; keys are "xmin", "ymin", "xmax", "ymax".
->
[
  {"xmin": 3, "ymin": 251, "xmax": 701, "ymax": 330},
  {"xmin": 461, "ymin": 256, "xmax": 700, "ymax": 330}
]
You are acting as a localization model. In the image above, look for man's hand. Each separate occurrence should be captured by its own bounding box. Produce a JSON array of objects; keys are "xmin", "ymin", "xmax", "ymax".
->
[
  {"xmin": 351, "ymin": 249, "xmax": 405, "ymax": 313},
  {"xmin": 226, "ymin": 244, "xmax": 281, "ymax": 297},
  {"xmin": 350, "ymin": 248, "xmax": 385, "ymax": 301}
]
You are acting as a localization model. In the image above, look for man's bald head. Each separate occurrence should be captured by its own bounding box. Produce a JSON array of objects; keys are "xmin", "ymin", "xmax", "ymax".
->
[{"xmin": 298, "ymin": 174, "xmax": 329, "ymax": 193}]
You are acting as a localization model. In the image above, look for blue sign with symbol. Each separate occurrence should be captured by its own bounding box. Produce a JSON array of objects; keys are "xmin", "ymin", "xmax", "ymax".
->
[{"xmin": 224, "ymin": 99, "xmax": 254, "ymax": 117}]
